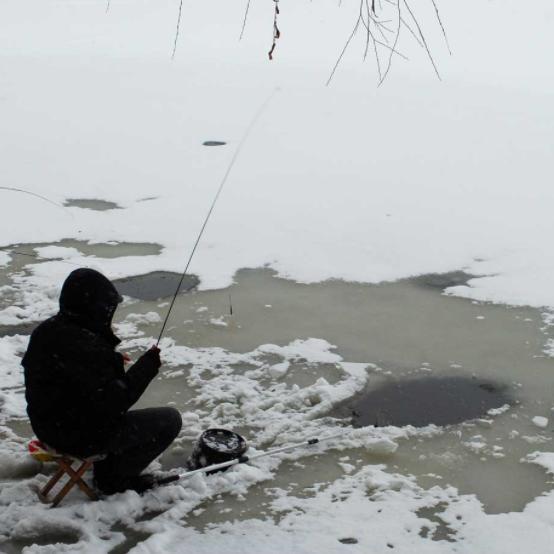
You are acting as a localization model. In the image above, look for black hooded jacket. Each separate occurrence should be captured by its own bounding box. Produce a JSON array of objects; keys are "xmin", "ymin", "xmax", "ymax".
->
[{"xmin": 22, "ymin": 268, "xmax": 160, "ymax": 457}]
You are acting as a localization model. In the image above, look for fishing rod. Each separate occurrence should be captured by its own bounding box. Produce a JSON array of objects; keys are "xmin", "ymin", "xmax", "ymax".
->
[
  {"xmin": 156, "ymin": 89, "xmax": 278, "ymax": 345},
  {"xmin": 156, "ymin": 429, "xmax": 352, "ymax": 485}
]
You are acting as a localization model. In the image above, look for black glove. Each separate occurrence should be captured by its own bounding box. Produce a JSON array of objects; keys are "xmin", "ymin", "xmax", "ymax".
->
[{"xmin": 138, "ymin": 346, "xmax": 162, "ymax": 372}]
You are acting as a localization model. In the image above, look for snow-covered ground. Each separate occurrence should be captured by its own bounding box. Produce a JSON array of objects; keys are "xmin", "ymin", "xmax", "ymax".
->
[{"xmin": 1, "ymin": 0, "xmax": 554, "ymax": 552}]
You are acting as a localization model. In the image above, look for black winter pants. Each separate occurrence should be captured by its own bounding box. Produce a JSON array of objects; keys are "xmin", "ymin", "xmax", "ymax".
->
[{"xmin": 93, "ymin": 407, "xmax": 182, "ymax": 484}]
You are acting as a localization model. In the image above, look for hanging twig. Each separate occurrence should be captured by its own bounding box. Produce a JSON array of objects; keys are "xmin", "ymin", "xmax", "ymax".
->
[
  {"xmin": 400, "ymin": 15, "xmax": 424, "ymax": 48},
  {"xmin": 268, "ymin": 0, "xmax": 281, "ymax": 60},
  {"xmin": 328, "ymin": 0, "xmax": 444, "ymax": 85},
  {"xmin": 328, "ymin": 0, "xmax": 404, "ymax": 86},
  {"xmin": 430, "ymin": 0, "xmax": 451, "ymax": 54},
  {"xmin": 403, "ymin": 0, "xmax": 441, "ymax": 79},
  {"xmin": 379, "ymin": 0, "xmax": 401, "ymax": 85},
  {"xmin": 171, "ymin": 0, "xmax": 185, "ymax": 60},
  {"xmin": 326, "ymin": 13, "xmax": 362, "ymax": 86},
  {"xmin": 239, "ymin": 0, "xmax": 252, "ymax": 40}
]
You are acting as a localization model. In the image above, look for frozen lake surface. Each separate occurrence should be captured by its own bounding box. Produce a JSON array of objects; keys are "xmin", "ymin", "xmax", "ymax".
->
[{"xmin": 1, "ymin": 1, "xmax": 554, "ymax": 551}]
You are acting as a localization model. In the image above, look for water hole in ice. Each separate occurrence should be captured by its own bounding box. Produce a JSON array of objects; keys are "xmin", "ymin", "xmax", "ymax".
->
[
  {"xmin": 335, "ymin": 376, "xmax": 513, "ymax": 428},
  {"xmin": 113, "ymin": 272, "xmax": 199, "ymax": 301},
  {"xmin": 63, "ymin": 198, "xmax": 122, "ymax": 211},
  {"xmin": 202, "ymin": 141, "xmax": 227, "ymax": 146}
]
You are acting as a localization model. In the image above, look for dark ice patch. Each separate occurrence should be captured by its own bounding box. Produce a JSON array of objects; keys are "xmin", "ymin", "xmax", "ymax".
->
[
  {"xmin": 0, "ymin": 323, "xmax": 36, "ymax": 337},
  {"xmin": 417, "ymin": 503, "xmax": 457, "ymax": 542},
  {"xmin": 203, "ymin": 141, "xmax": 227, "ymax": 146},
  {"xmin": 4, "ymin": 528, "xmax": 81, "ymax": 552},
  {"xmin": 411, "ymin": 271, "xmax": 476, "ymax": 291},
  {"xmin": 64, "ymin": 198, "xmax": 122, "ymax": 211},
  {"xmin": 339, "ymin": 538, "xmax": 359, "ymax": 544},
  {"xmin": 336, "ymin": 377, "xmax": 512, "ymax": 428},
  {"xmin": 113, "ymin": 271, "xmax": 199, "ymax": 301},
  {"xmin": 71, "ymin": 241, "xmax": 162, "ymax": 259},
  {"xmin": 137, "ymin": 196, "xmax": 159, "ymax": 202},
  {"xmin": 5, "ymin": 239, "xmax": 162, "ymax": 261}
]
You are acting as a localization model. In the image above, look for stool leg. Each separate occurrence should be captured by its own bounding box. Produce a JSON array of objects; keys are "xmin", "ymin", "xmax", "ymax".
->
[
  {"xmin": 39, "ymin": 465, "xmax": 66, "ymax": 501},
  {"xmin": 51, "ymin": 458, "xmax": 96, "ymax": 507},
  {"xmin": 72, "ymin": 461, "xmax": 98, "ymax": 501}
]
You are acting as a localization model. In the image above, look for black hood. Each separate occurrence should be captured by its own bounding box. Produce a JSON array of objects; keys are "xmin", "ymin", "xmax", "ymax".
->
[{"xmin": 59, "ymin": 268, "xmax": 123, "ymax": 343}]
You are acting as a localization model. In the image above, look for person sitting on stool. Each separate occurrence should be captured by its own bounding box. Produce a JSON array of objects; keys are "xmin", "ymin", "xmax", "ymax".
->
[{"xmin": 22, "ymin": 268, "xmax": 182, "ymax": 495}]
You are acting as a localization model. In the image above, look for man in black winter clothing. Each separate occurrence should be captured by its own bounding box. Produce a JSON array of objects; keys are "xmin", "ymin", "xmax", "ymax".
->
[{"xmin": 22, "ymin": 268, "xmax": 182, "ymax": 494}]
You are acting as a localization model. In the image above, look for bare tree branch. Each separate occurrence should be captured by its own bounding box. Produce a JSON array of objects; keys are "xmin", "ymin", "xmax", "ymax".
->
[
  {"xmin": 400, "ymin": 15, "xmax": 424, "ymax": 48},
  {"xmin": 326, "ymin": 12, "xmax": 362, "ymax": 86},
  {"xmin": 239, "ymin": 0, "xmax": 252, "ymax": 41},
  {"xmin": 171, "ymin": 0, "xmax": 185, "ymax": 60},
  {"xmin": 379, "ymin": 0, "xmax": 402, "ymax": 84},
  {"xmin": 403, "ymin": 0, "xmax": 441, "ymax": 79},
  {"xmin": 268, "ymin": 0, "xmax": 281, "ymax": 60},
  {"xmin": 430, "ymin": 0, "xmax": 451, "ymax": 54},
  {"xmin": 167, "ymin": 0, "xmax": 449, "ymax": 83}
]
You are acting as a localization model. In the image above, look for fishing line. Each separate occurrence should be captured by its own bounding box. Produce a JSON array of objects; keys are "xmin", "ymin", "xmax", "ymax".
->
[
  {"xmin": 156, "ymin": 89, "xmax": 279, "ymax": 344},
  {"xmin": 0, "ymin": 186, "xmax": 73, "ymax": 215},
  {"xmin": 0, "ymin": 187, "xmax": 84, "ymax": 265}
]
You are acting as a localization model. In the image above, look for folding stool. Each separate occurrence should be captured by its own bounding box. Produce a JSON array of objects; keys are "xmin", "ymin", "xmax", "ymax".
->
[{"xmin": 28, "ymin": 439, "xmax": 103, "ymax": 507}]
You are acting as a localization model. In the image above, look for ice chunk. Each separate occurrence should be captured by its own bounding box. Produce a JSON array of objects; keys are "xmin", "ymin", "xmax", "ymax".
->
[{"xmin": 532, "ymin": 416, "xmax": 549, "ymax": 429}]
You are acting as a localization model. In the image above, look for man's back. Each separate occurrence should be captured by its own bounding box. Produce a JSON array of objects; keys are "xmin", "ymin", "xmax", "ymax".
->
[{"xmin": 23, "ymin": 311, "xmax": 127, "ymax": 456}]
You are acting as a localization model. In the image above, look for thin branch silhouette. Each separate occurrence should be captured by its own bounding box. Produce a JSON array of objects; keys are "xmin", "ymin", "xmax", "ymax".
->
[
  {"xmin": 379, "ymin": 0, "xmax": 402, "ymax": 85},
  {"xmin": 403, "ymin": 0, "xmax": 441, "ymax": 79},
  {"xmin": 167, "ymin": 0, "xmax": 448, "ymax": 80},
  {"xmin": 430, "ymin": 0, "xmax": 451, "ymax": 54},
  {"xmin": 326, "ymin": 12, "xmax": 362, "ymax": 86},
  {"xmin": 171, "ymin": 0, "xmax": 185, "ymax": 60},
  {"xmin": 327, "ymin": 0, "xmax": 447, "ymax": 85},
  {"xmin": 239, "ymin": 0, "xmax": 252, "ymax": 40}
]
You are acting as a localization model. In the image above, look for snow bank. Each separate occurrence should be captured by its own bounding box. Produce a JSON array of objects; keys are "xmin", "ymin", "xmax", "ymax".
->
[
  {"xmin": 0, "ymin": 252, "xmax": 11, "ymax": 267},
  {"xmin": 0, "ymin": 335, "xmax": 30, "ymax": 421}
]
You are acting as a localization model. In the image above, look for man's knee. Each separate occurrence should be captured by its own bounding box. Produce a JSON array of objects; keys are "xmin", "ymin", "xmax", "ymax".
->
[{"xmin": 163, "ymin": 407, "xmax": 182, "ymax": 440}]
